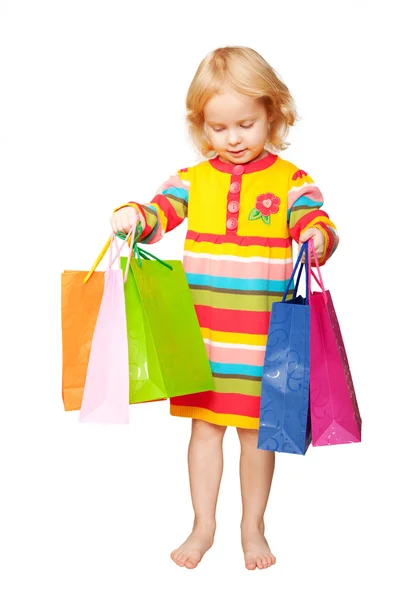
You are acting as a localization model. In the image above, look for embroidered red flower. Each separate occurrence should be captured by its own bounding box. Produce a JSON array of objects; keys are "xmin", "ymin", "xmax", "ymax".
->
[
  {"xmin": 292, "ymin": 169, "xmax": 308, "ymax": 180},
  {"xmin": 255, "ymin": 193, "xmax": 280, "ymax": 216},
  {"xmin": 248, "ymin": 193, "xmax": 281, "ymax": 225}
]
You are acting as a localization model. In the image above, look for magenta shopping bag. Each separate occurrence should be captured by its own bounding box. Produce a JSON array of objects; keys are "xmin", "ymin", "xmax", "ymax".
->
[
  {"xmin": 308, "ymin": 242, "xmax": 362, "ymax": 446},
  {"xmin": 79, "ymin": 228, "xmax": 136, "ymax": 425}
]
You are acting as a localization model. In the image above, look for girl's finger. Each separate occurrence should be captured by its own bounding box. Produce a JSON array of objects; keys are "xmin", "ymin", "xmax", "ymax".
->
[
  {"xmin": 122, "ymin": 215, "xmax": 132, "ymax": 234},
  {"xmin": 113, "ymin": 217, "xmax": 121, "ymax": 234}
]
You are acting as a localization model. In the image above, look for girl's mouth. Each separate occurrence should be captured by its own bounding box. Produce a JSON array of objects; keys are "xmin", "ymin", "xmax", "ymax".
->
[{"xmin": 229, "ymin": 149, "xmax": 246, "ymax": 155}]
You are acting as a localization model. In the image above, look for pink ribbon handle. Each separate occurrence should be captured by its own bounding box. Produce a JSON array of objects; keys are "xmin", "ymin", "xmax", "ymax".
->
[
  {"xmin": 106, "ymin": 219, "xmax": 138, "ymax": 283},
  {"xmin": 308, "ymin": 239, "xmax": 328, "ymax": 303}
]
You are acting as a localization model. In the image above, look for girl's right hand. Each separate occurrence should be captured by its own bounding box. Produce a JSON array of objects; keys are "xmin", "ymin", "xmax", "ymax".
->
[{"xmin": 110, "ymin": 205, "xmax": 140, "ymax": 235}]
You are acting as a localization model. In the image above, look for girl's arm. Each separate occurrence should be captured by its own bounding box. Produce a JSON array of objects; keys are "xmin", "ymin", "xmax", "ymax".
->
[
  {"xmin": 113, "ymin": 169, "xmax": 191, "ymax": 244},
  {"xmin": 287, "ymin": 168, "xmax": 339, "ymax": 265}
]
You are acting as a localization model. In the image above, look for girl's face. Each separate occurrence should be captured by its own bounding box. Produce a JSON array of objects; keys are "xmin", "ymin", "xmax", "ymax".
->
[{"xmin": 203, "ymin": 85, "xmax": 270, "ymax": 164}]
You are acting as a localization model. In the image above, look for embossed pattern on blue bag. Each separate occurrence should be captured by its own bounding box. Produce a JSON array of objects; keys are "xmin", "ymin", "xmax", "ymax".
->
[{"xmin": 257, "ymin": 243, "xmax": 311, "ymax": 455}]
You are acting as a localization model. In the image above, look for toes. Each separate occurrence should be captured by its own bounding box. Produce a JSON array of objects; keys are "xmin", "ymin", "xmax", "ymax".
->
[
  {"xmin": 177, "ymin": 552, "xmax": 188, "ymax": 566},
  {"xmin": 262, "ymin": 553, "xmax": 276, "ymax": 568},
  {"xmin": 261, "ymin": 556, "xmax": 269, "ymax": 568},
  {"xmin": 171, "ymin": 550, "xmax": 185, "ymax": 566},
  {"xmin": 247, "ymin": 553, "xmax": 276, "ymax": 570},
  {"xmin": 185, "ymin": 551, "xmax": 202, "ymax": 569},
  {"xmin": 256, "ymin": 556, "xmax": 264, "ymax": 569},
  {"xmin": 261, "ymin": 554, "xmax": 271, "ymax": 567},
  {"xmin": 171, "ymin": 545, "xmax": 204, "ymax": 569},
  {"xmin": 185, "ymin": 556, "xmax": 200, "ymax": 569},
  {"xmin": 245, "ymin": 555, "xmax": 257, "ymax": 570}
]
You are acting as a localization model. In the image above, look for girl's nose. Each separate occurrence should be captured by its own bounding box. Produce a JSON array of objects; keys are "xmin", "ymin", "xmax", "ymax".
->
[{"xmin": 227, "ymin": 128, "xmax": 241, "ymax": 145}]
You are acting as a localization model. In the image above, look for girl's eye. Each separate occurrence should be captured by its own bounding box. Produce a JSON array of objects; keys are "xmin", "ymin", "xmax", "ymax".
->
[
  {"xmin": 212, "ymin": 127, "xmax": 225, "ymax": 132},
  {"xmin": 241, "ymin": 123, "xmax": 254, "ymax": 129}
]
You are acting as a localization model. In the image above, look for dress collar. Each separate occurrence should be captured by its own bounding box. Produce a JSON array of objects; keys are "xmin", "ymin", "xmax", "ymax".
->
[{"xmin": 209, "ymin": 152, "xmax": 278, "ymax": 174}]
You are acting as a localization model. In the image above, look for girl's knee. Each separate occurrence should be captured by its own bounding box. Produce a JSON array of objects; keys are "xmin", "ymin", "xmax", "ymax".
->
[
  {"xmin": 191, "ymin": 419, "xmax": 227, "ymax": 441},
  {"xmin": 236, "ymin": 427, "xmax": 258, "ymax": 444}
]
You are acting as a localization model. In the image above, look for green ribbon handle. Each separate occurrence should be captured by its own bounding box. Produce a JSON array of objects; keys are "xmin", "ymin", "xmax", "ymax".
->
[{"xmin": 116, "ymin": 223, "xmax": 173, "ymax": 271}]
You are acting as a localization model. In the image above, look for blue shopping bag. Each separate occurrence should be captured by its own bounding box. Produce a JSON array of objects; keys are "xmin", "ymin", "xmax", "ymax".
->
[{"xmin": 257, "ymin": 243, "xmax": 311, "ymax": 455}]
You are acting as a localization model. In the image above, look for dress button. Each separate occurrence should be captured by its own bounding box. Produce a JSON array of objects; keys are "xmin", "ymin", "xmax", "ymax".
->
[
  {"xmin": 228, "ymin": 201, "xmax": 239, "ymax": 213},
  {"xmin": 226, "ymin": 217, "xmax": 238, "ymax": 230},
  {"xmin": 229, "ymin": 181, "xmax": 241, "ymax": 194},
  {"xmin": 232, "ymin": 165, "xmax": 244, "ymax": 175}
]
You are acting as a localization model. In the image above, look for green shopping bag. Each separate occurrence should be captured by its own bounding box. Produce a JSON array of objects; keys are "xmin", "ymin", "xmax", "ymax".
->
[{"xmin": 120, "ymin": 246, "xmax": 214, "ymax": 404}]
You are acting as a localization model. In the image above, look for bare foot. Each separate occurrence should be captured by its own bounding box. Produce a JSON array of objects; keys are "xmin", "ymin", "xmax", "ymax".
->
[
  {"xmin": 170, "ymin": 524, "xmax": 215, "ymax": 569},
  {"xmin": 241, "ymin": 526, "xmax": 276, "ymax": 570}
]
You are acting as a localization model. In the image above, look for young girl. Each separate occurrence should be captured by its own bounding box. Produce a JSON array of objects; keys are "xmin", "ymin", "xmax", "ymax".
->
[{"xmin": 111, "ymin": 46, "xmax": 338, "ymax": 571}]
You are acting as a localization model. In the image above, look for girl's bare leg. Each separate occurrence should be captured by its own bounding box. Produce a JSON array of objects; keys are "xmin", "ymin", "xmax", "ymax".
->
[
  {"xmin": 171, "ymin": 419, "xmax": 227, "ymax": 569},
  {"xmin": 236, "ymin": 427, "xmax": 276, "ymax": 570}
]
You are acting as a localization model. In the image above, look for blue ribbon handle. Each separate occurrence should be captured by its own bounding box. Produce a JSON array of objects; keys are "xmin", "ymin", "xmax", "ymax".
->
[{"xmin": 282, "ymin": 242, "xmax": 310, "ymax": 304}]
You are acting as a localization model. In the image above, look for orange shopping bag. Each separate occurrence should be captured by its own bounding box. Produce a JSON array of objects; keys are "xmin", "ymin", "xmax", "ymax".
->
[
  {"xmin": 61, "ymin": 270, "xmax": 104, "ymax": 411},
  {"xmin": 61, "ymin": 222, "xmax": 139, "ymax": 411},
  {"xmin": 61, "ymin": 238, "xmax": 112, "ymax": 411}
]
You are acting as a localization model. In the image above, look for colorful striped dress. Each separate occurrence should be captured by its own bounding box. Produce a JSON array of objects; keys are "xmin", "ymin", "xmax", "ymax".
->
[{"xmin": 114, "ymin": 152, "xmax": 339, "ymax": 429}]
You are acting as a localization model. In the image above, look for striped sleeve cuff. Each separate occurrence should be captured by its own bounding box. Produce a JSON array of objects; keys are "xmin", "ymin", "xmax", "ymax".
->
[
  {"xmin": 113, "ymin": 202, "xmax": 156, "ymax": 242},
  {"xmin": 313, "ymin": 222, "xmax": 339, "ymax": 265}
]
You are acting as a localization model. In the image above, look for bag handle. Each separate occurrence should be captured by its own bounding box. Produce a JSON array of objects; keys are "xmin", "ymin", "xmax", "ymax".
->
[
  {"xmin": 107, "ymin": 226, "xmax": 136, "ymax": 283},
  {"xmin": 133, "ymin": 246, "xmax": 173, "ymax": 271},
  {"xmin": 283, "ymin": 242, "xmax": 310, "ymax": 303},
  {"xmin": 116, "ymin": 229, "xmax": 173, "ymax": 271},
  {"xmin": 307, "ymin": 239, "xmax": 328, "ymax": 303},
  {"xmin": 293, "ymin": 259, "xmax": 320, "ymax": 297},
  {"xmin": 293, "ymin": 242, "xmax": 327, "ymax": 297},
  {"xmin": 84, "ymin": 220, "xmax": 138, "ymax": 284}
]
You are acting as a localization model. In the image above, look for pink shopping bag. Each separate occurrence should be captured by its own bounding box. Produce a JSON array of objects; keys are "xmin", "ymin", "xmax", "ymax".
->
[
  {"xmin": 308, "ymin": 241, "xmax": 362, "ymax": 446},
  {"xmin": 79, "ymin": 226, "xmax": 136, "ymax": 424}
]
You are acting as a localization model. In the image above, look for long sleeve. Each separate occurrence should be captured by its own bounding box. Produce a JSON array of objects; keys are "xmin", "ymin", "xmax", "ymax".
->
[
  {"xmin": 113, "ymin": 167, "xmax": 191, "ymax": 244},
  {"xmin": 288, "ymin": 168, "xmax": 339, "ymax": 265}
]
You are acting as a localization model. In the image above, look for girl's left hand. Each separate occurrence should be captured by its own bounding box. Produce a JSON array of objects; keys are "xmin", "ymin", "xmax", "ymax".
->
[{"xmin": 299, "ymin": 227, "xmax": 325, "ymax": 264}]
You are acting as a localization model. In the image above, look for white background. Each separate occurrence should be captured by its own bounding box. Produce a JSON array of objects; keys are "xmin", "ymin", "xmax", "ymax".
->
[{"xmin": 1, "ymin": 1, "xmax": 398, "ymax": 598}]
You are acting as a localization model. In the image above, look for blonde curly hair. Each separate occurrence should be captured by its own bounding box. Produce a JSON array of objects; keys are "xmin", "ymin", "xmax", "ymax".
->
[{"xmin": 186, "ymin": 46, "xmax": 299, "ymax": 157}]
